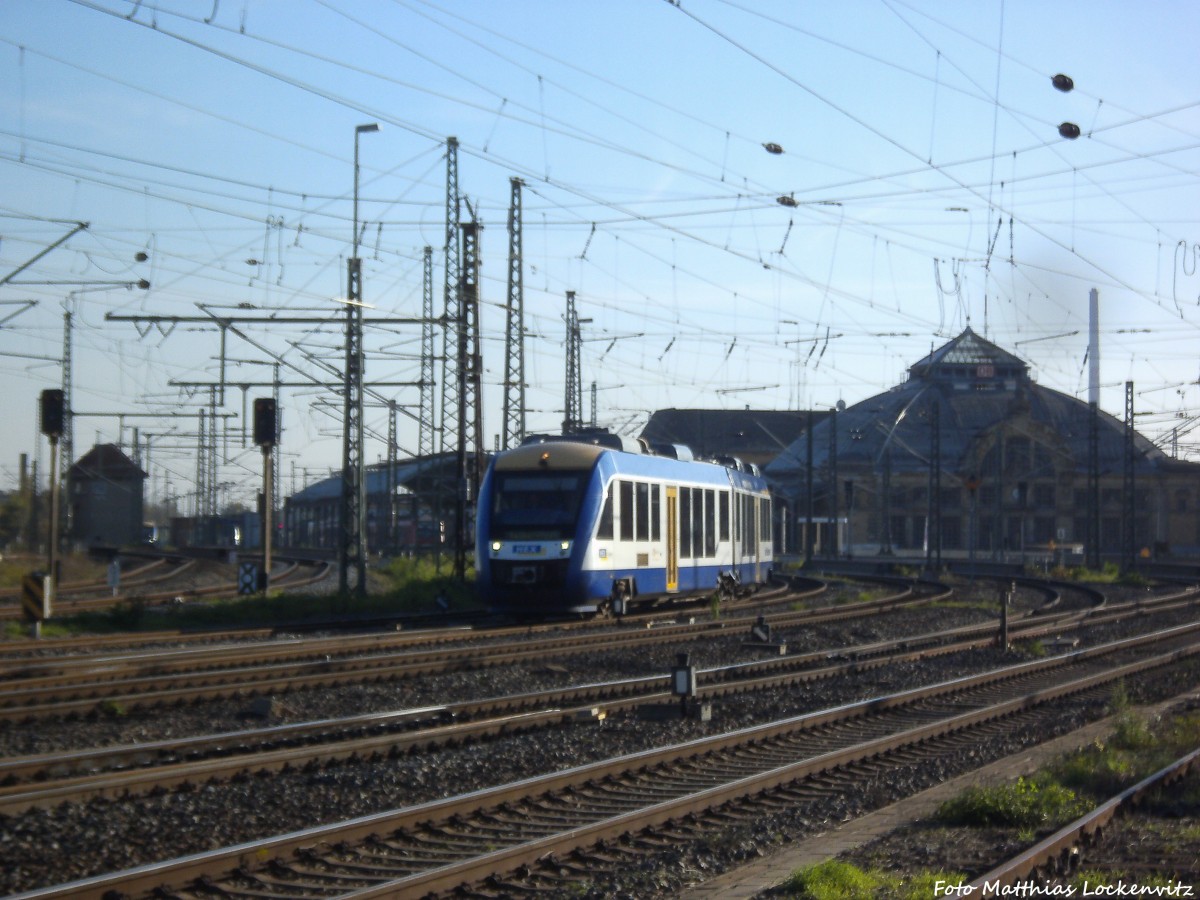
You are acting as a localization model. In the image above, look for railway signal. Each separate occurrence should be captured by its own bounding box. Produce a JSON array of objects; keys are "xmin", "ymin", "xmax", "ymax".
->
[
  {"xmin": 253, "ymin": 397, "xmax": 277, "ymax": 594},
  {"xmin": 38, "ymin": 389, "xmax": 64, "ymax": 624},
  {"xmin": 39, "ymin": 389, "xmax": 65, "ymax": 438},
  {"xmin": 253, "ymin": 397, "xmax": 277, "ymax": 448}
]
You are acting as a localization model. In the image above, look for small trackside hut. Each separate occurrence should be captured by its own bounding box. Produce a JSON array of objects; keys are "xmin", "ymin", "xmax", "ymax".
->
[{"xmin": 475, "ymin": 433, "xmax": 773, "ymax": 617}]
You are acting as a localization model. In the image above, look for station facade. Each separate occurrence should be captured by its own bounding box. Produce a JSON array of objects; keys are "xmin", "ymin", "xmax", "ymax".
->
[{"xmin": 765, "ymin": 328, "xmax": 1200, "ymax": 564}]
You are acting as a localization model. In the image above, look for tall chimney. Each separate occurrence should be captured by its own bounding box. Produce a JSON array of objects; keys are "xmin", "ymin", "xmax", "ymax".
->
[{"xmin": 1088, "ymin": 288, "xmax": 1100, "ymax": 406}]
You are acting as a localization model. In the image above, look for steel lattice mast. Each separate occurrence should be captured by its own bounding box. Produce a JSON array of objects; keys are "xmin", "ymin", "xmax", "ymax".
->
[
  {"xmin": 387, "ymin": 399, "xmax": 398, "ymax": 551},
  {"xmin": 418, "ymin": 245, "xmax": 436, "ymax": 460},
  {"xmin": 502, "ymin": 177, "xmax": 526, "ymax": 450},
  {"xmin": 195, "ymin": 412, "xmax": 206, "ymax": 520},
  {"xmin": 339, "ymin": 251, "xmax": 367, "ymax": 594},
  {"xmin": 435, "ymin": 139, "xmax": 461, "ymax": 576},
  {"xmin": 339, "ymin": 123, "xmax": 378, "ymax": 597},
  {"xmin": 453, "ymin": 217, "xmax": 484, "ymax": 579},
  {"xmin": 60, "ymin": 310, "xmax": 73, "ymax": 544},
  {"xmin": 563, "ymin": 290, "xmax": 582, "ymax": 434},
  {"xmin": 207, "ymin": 391, "xmax": 219, "ymax": 520},
  {"xmin": 438, "ymin": 138, "xmax": 461, "ymax": 458}
]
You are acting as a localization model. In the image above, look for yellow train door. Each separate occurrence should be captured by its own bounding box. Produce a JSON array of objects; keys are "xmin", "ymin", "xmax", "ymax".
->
[{"xmin": 666, "ymin": 486, "xmax": 678, "ymax": 591}]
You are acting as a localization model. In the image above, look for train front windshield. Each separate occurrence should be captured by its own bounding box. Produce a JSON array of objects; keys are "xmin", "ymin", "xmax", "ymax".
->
[{"xmin": 490, "ymin": 471, "xmax": 586, "ymax": 541}]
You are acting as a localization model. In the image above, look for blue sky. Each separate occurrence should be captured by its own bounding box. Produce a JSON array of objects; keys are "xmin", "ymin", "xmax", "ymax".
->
[{"xmin": 1, "ymin": 0, "xmax": 1198, "ymax": 506}]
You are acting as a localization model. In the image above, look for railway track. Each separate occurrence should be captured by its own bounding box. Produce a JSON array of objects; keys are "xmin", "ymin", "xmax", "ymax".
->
[
  {"xmin": 0, "ymin": 557, "xmax": 173, "ymax": 602},
  {"xmin": 0, "ymin": 556, "xmax": 331, "ymax": 622},
  {"xmin": 0, "ymin": 583, "xmax": 1194, "ymax": 821},
  {"xmin": 0, "ymin": 587, "xmax": 1180, "ymax": 816},
  {"xmin": 11, "ymin": 620, "xmax": 1200, "ymax": 899},
  {"xmin": 0, "ymin": 578, "xmax": 958, "ymax": 722}
]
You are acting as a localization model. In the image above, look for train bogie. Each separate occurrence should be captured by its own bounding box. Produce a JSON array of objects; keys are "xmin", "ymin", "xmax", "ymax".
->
[{"xmin": 476, "ymin": 436, "xmax": 773, "ymax": 616}]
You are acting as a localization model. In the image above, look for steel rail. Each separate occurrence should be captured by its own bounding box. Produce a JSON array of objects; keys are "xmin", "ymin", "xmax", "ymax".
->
[
  {"xmin": 967, "ymin": 745, "xmax": 1200, "ymax": 892},
  {"xmin": 2, "ymin": 610, "xmax": 1198, "ymax": 817},
  {"xmin": 0, "ymin": 579, "xmax": 1186, "ymax": 728},
  {"xmin": 10, "ymin": 627, "xmax": 1199, "ymax": 900},
  {"xmin": 0, "ymin": 583, "xmax": 944, "ymax": 714}
]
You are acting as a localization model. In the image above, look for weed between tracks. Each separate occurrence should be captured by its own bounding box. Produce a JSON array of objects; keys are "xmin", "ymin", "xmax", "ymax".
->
[
  {"xmin": 780, "ymin": 859, "xmax": 967, "ymax": 900},
  {"xmin": 778, "ymin": 684, "xmax": 1200, "ymax": 899}
]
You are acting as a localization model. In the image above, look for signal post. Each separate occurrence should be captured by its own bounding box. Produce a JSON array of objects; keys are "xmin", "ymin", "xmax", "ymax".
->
[
  {"xmin": 253, "ymin": 397, "xmax": 277, "ymax": 593},
  {"xmin": 35, "ymin": 389, "xmax": 65, "ymax": 636}
]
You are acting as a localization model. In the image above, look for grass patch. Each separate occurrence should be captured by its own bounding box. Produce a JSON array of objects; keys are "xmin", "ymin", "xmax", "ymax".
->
[
  {"xmin": 4, "ymin": 553, "xmax": 484, "ymax": 638},
  {"xmin": 1012, "ymin": 637, "xmax": 1048, "ymax": 657},
  {"xmin": 0, "ymin": 554, "xmax": 106, "ymax": 588},
  {"xmin": 937, "ymin": 687, "xmax": 1200, "ymax": 833},
  {"xmin": 1060, "ymin": 561, "xmax": 1125, "ymax": 583},
  {"xmin": 935, "ymin": 774, "xmax": 1086, "ymax": 829},
  {"xmin": 778, "ymin": 859, "xmax": 967, "ymax": 899},
  {"xmin": 1049, "ymin": 689, "xmax": 1200, "ymax": 798}
]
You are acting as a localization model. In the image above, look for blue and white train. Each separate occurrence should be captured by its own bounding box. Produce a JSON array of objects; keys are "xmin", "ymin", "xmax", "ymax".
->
[{"xmin": 475, "ymin": 433, "xmax": 773, "ymax": 616}]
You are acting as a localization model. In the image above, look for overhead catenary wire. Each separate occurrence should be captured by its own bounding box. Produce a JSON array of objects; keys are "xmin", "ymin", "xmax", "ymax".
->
[{"xmin": 0, "ymin": 0, "xmax": 1196, "ymax": 496}]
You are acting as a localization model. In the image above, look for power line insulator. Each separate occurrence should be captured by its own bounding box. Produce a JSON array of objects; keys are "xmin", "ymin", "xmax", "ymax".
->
[
  {"xmin": 763, "ymin": 142, "xmax": 784, "ymax": 154},
  {"xmin": 1051, "ymin": 73, "xmax": 1074, "ymax": 92},
  {"xmin": 777, "ymin": 195, "xmax": 798, "ymax": 208},
  {"xmin": 1058, "ymin": 122, "xmax": 1081, "ymax": 139}
]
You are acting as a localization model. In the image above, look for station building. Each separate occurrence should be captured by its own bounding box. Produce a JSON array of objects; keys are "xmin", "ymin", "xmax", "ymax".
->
[
  {"xmin": 282, "ymin": 452, "xmax": 458, "ymax": 554},
  {"xmin": 68, "ymin": 443, "xmax": 146, "ymax": 548},
  {"xmin": 765, "ymin": 328, "xmax": 1200, "ymax": 564}
]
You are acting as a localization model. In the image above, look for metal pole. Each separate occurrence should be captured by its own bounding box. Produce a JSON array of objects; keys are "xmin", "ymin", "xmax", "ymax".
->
[
  {"xmin": 340, "ymin": 122, "xmax": 378, "ymax": 598},
  {"xmin": 46, "ymin": 436, "xmax": 59, "ymax": 617},
  {"xmin": 262, "ymin": 445, "xmax": 272, "ymax": 594}
]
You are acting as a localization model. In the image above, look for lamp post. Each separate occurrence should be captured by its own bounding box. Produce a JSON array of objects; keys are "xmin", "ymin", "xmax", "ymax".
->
[
  {"xmin": 340, "ymin": 122, "xmax": 379, "ymax": 598},
  {"xmin": 353, "ymin": 123, "xmax": 378, "ymax": 259}
]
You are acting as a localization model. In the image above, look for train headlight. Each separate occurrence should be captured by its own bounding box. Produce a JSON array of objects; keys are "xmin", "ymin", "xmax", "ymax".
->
[
  {"xmin": 560, "ymin": 541, "xmax": 570, "ymax": 554},
  {"xmin": 491, "ymin": 541, "xmax": 502, "ymax": 553}
]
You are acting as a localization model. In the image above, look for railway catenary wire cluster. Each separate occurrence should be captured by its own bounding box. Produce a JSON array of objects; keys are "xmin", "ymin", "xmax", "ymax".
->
[{"xmin": 476, "ymin": 433, "xmax": 773, "ymax": 617}]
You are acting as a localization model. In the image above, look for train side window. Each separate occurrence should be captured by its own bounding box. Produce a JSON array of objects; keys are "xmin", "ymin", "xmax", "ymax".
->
[
  {"xmin": 619, "ymin": 480, "xmax": 634, "ymax": 541},
  {"xmin": 704, "ymin": 489, "xmax": 716, "ymax": 556},
  {"xmin": 651, "ymin": 485, "xmax": 661, "ymax": 542},
  {"xmin": 680, "ymin": 488, "xmax": 693, "ymax": 558},
  {"xmin": 636, "ymin": 481, "xmax": 650, "ymax": 541},
  {"xmin": 597, "ymin": 485, "xmax": 614, "ymax": 540},
  {"xmin": 719, "ymin": 491, "xmax": 729, "ymax": 542},
  {"xmin": 691, "ymin": 489, "xmax": 704, "ymax": 558}
]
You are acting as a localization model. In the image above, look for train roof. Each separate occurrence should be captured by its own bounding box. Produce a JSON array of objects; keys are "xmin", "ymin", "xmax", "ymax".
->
[
  {"xmin": 494, "ymin": 438, "xmax": 768, "ymax": 490},
  {"xmin": 522, "ymin": 430, "xmax": 645, "ymax": 454}
]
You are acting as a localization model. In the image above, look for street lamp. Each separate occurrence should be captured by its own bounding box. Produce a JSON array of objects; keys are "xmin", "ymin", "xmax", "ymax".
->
[
  {"xmin": 340, "ymin": 122, "xmax": 379, "ymax": 598},
  {"xmin": 353, "ymin": 123, "xmax": 379, "ymax": 259}
]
